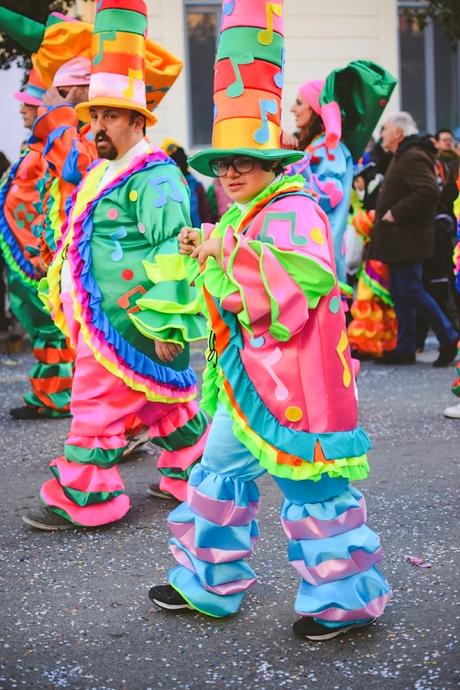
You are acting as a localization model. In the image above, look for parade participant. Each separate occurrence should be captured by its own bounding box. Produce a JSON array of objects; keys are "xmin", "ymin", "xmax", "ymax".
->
[
  {"xmin": 287, "ymin": 62, "xmax": 396, "ymax": 284},
  {"xmin": 148, "ymin": 0, "xmax": 392, "ymax": 642},
  {"xmin": 161, "ymin": 139, "xmax": 213, "ymax": 227},
  {"xmin": 348, "ymin": 164, "xmax": 398, "ymax": 358},
  {"xmin": 22, "ymin": 0, "xmax": 208, "ymax": 531},
  {"xmin": 0, "ymin": 68, "xmax": 75, "ymax": 419}
]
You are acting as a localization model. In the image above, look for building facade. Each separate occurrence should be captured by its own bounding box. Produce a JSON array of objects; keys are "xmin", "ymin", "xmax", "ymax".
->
[{"xmin": 2, "ymin": 1, "xmax": 458, "ymax": 164}]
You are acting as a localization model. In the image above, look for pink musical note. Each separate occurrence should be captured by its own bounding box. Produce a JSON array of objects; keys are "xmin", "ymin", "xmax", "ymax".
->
[
  {"xmin": 226, "ymin": 51, "xmax": 254, "ymax": 98},
  {"xmin": 254, "ymin": 99, "xmax": 278, "ymax": 144},
  {"xmin": 258, "ymin": 2, "xmax": 282, "ymax": 46},
  {"xmin": 123, "ymin": 68, "xmax": 143, "ymax": 100},
  {"xmin": 13, "ymin": 203, "xmax": 34, "ymax": 229},
  {"xmin": 262, "ymin": 347, "xmax": 289, "ymax": 401},
  {"xmin": 94, "ymin": 30, "xmax": 117, "ymax": 65},
  {"xmin": 110, "ymin": 226, "xmax": 127, "ymax": 262},
  {"xmin": 149, "ymin": 177, "xmax": 184, "ymax": 207}
]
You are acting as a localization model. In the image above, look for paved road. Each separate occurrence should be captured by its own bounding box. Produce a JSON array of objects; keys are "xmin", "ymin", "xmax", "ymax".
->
[{"xmin": 0, "ymin": 343, "xmax": 459, "ymax": 690}]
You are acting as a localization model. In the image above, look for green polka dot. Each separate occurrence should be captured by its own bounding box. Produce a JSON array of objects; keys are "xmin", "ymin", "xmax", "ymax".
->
[{"xmin": 329, "ymin": 296, "xmax": 341, "ymax": 314}]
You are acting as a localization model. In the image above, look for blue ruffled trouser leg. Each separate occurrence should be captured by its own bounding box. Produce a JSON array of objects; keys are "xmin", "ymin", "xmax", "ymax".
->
[{"xmin": 168, "ymin": 406, "xmax": 391, "ymax": 621}]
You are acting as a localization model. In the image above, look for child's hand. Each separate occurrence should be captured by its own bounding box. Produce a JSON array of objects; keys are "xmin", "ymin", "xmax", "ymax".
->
[
  {"xmin": 179, "ymin": 227, "xmax": 201, "ymax": 255},
  {"xmin": 154, "ymin": 339, "xmax": 183, "ymax": 363},
  {"xmin": 191, "ymin": 238, "xmax": 223, "ymax": 266}
]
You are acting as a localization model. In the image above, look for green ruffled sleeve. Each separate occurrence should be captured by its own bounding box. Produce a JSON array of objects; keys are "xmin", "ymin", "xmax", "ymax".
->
[{"xmin": 129, "ymin": 239, "xmax": 207, "ymax": 346}]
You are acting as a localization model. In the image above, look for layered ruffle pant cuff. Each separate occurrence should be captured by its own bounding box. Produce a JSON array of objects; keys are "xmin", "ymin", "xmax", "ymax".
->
[
  {"xmin": 280, "ymin": 484, "xmax": 391, "ymax": 627},
  {"xmin": 24, "ymin": 337, "xmax": 74, "ymax": 417},
  {"xmin": 168, "ymin": 465, "xmax": 260, "ymax": 617},
  {"xmin": 166, "ymin": 405, "xmax": 391, "ymax": 621}
]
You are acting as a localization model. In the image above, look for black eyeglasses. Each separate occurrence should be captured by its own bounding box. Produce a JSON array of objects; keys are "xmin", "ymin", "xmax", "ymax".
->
[{"xmin": 210, "ymin": 156, "xmax": 256, "ymax": 177}]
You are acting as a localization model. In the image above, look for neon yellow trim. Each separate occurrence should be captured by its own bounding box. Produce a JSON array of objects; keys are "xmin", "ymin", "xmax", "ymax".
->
[
  {"xmin": 142, "ymin": 254, "xmax": 188, "ymax": 283},
  {"xmin": 137, "ymin": 296, "xmax": 202, "ymax": 315}
]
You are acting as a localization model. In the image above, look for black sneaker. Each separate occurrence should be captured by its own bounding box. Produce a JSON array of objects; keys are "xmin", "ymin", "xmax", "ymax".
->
[
  {"xmin": 148, "ymin": 585, "xmax": 191, "ymax": 611},
  {"xmin": 10, "ymin": 406, "xmax": 49, "ymax": 420},
  {"xmin": 375, "ymin": 350, "xmax": 416, "ymax": 365},
  {"xmin": 146, "ymin": 483, "xmax": 178, "ymax": 501},
  {"xmin": 22, "ymin": 507, "xmax": 75, "ymax": 531},
  {"xmin": 292, "ymin": 616, "xmax": 376, "ymax": 641},
  {"xmin": 432, "ymin": 339, "xmax": 458, "ymax": 368}
]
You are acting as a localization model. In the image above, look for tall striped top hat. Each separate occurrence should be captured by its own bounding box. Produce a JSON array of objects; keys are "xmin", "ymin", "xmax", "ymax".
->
[
  {"xmin": 76, "ymin": 0, "xmax": 159, "ymax": 127},
  {"xmin": 189, "ymin": 0, "xmax": 303, "ymax": 176},
  {"xmin": 14, "ymin": 67, "xmax": 46, "ymax": 106}
]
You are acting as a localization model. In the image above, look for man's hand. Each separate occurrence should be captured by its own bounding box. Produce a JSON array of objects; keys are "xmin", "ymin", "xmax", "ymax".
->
[
  {"xmin": 281, "ymin": 130, "xmax": 299, "ymax": 150},
  {"xmin": 154, "ymin": 339, "xmax": 183, "ymax": 363},
  {"xmin": 191, "ymin": 238, "xmax": 223, "ymax": 266},
  {"xmin": 42, "ymin": 87, "xmax": 71, "ymax": 107},
  {"xmin": 41, "ymin": 86, "xmax": 88, "ymax": 107},
  {"xmin": 179, "ymin": 226, "xmax": 201, "ymax": 255},
  {"xmin": 382, "ymin": 209, "xmax": 395, "ymax": 223}
]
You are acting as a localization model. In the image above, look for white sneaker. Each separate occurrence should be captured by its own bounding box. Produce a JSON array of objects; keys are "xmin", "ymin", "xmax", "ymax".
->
[{"xmin": 443, "ymin": 402, "xmax": 460, "ymax": 419}]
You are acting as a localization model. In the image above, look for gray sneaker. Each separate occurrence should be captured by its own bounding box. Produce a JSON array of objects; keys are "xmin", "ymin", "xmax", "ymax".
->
[
  {"xmin": 122, "ymin": 429, "xmax": 151, "ymax": 458},
  {"xmin": 146, "ymin": 483, "xmax": 178, "ymax": 501},
  {"xmin": 22, "ymin": 507, "xmax": 75, "ymax": 531}
]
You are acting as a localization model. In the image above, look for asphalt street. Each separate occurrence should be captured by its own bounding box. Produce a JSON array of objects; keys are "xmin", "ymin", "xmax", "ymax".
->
[{"xmin": 0, "ymin": 342, "xmax": 459, "ymax": 690}]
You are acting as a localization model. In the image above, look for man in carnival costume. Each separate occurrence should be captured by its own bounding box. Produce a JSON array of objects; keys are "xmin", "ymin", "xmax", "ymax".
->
[
  {"xmin": 22, "ymin": 0, "xmax": 208, "ymax": 531},
  {"xmin": 0, "ymin": 67, "xmax": 75, "ymax": 420},
  {"xmin": 149, "ymin": 0, "xmax": 391, "ymax": 641}
]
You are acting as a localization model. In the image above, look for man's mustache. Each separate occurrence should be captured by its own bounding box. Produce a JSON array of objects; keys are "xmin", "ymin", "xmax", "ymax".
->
[{"xmin": 95, "ymin": 133, "xmax": 112, "ymax": 144}]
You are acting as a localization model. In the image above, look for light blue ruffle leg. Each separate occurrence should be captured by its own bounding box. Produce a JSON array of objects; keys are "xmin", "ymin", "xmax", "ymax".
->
[
  {"xmin": 168, "ymin": 405, "xmax": 266, "ymax": 617},
  {"xmin": 274, "ymin": 474, "xmax": 392, "ymax": 628}
]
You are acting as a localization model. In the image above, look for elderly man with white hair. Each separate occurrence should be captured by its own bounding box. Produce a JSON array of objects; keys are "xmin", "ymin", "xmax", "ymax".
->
[{"xmin": 369, "ymin": 111, "xmax": 458, "ymax": 367}]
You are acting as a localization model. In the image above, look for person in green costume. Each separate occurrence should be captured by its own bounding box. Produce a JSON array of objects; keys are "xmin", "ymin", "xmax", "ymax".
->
[{"xmin": 22, "ymin": 0, "xmax": 208, "ymax": 531}]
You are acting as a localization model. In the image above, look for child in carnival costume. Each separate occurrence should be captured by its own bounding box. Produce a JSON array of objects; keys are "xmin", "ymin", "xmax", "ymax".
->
[
  {"xmin": 287, "ymin": 62, "xmax": 396, "ymax": 287},
  {"xmin": 149, "ymin": 0, "xmax": 392, "ymax": 642},
  {"xmin": 0, "ymin": 67, "xmax": 75, "ymax": 420},
  {"xmin": 22, "ymin": 0, "xmax": 208, "ymax": 531}
]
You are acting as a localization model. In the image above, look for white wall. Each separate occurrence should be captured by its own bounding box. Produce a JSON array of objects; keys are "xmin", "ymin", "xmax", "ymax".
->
[
  {"xmin": 148, "ymin": 0, "xmax": 401, "ymax": 150},
  {"xmin": 0, "ymin": 66, "xmax": 30, "ymax": 165}
]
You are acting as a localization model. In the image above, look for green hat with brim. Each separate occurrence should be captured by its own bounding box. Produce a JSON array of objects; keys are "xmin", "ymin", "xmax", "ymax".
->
[{"xmin": 188, "ymin": 148, "xmax": 304, "ymax": 177}]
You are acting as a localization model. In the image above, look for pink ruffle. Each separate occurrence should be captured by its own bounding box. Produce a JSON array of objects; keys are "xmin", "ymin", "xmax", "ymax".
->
[
  {"xmin": 50, "ymin": 456, "xmax": 124, "ymax": 493},
  {"xmin": 281, "ymin": 498, "xmax": 366, "ymax": 540},
  {"xmin": 186, "ymin": 484, "xmax": 259, "ymax": 527},
  {"xmin": 40, "ymin": 478, "xmax": 130, "ymax": 526},
  {"xmin": 169, "ymin": 519, "xmax": 257, "ymax": 563},
  {"xmin": 157, "ymin": 428, "xmax": 209, "ymax": 470},
  {"xmin": 291, "ymin": 547, "xmax": 382, "ymax": 586},
  {"xmin": 297, "ymin": 591, "xmax": 392, "ymax": 622}
]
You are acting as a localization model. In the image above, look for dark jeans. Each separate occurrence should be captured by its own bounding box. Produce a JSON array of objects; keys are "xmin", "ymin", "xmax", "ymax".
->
[{"xmin": 389, "ymin": 262, "xmax": 458, "ymax": 355}]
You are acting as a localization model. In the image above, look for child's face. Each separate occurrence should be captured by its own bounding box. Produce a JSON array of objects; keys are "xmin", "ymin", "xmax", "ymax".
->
[{"xmin": 219, "ymin": 158, "xmax": 277, "ymax": 203}]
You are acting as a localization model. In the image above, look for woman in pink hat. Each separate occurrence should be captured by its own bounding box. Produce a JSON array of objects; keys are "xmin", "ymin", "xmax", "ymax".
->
[{"xmin": 287, "ymin": 79, "xmax": 354, "ymax": 286}]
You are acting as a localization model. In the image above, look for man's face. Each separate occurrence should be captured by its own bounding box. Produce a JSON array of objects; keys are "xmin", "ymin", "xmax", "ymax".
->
[
  {"xmin": 437, "ymin": 132, "xmax": 454, "ymax": 152},
  {"xmin": 89, "ymin": 107, "xmax": 143, "ymax": 160},
  {"xmin": 381, "ymin": 120, "xmax": 403, "ymax": 153},
  {"xmin": 19, "ymin": 103, "xmax": 38, "ymax": 129}
]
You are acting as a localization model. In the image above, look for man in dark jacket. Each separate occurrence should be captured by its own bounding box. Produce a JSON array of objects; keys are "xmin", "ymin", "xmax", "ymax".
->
[{"xmin": 369, "ymin": 112, "xmax": 458, "ymax": 366}]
